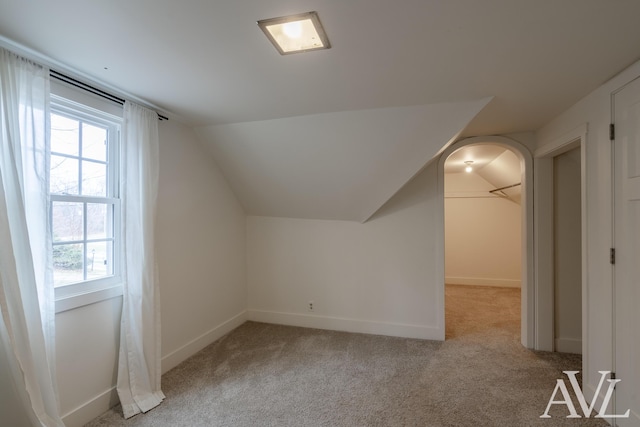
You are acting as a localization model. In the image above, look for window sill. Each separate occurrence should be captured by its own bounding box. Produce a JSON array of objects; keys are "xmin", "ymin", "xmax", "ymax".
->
[{"xmin": 55, "ymin": 283, "xmax": 123, "ymax": 313}]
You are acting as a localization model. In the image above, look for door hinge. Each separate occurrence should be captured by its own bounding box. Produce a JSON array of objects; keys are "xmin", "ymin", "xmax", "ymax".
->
[
  {"xmin": 611, "ymin": 372, "xmax": 616, "ymax": 380},
  {"xmin": 610, "ymin": 123, "xmax": 615, "ymax": 141},
  {"xmin": 610, "ymin": 248, "xmax": 616, "ymax": 265}
]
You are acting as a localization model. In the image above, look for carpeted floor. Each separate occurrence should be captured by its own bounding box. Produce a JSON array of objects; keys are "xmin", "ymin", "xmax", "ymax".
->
[{"xmin": 85, "ymin": 285, "xmax": 608, "ymax": 426}]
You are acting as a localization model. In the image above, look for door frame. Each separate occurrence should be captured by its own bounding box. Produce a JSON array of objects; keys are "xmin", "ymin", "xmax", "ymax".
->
[
  {"xmin": 533, "ymin": 124, "xmax": 588, "ymax": 353},
  {"xmin": 437, "ymin": 135, "xmax": 535, "ymax": 348}
]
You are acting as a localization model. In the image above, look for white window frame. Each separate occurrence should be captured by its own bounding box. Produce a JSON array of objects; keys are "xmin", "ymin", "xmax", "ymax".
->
[{"xmin": 51, "ymin": 94, "xmax": 124, "ymax": 313}]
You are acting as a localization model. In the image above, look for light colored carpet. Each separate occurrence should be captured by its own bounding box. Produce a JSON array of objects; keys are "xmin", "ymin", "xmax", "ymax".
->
[{"xmin": 85, "ymin": 285, "xmax": 608, "ymax": 426}]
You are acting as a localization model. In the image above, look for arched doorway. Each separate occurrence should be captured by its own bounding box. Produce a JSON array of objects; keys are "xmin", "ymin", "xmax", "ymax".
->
[{"xmin": 437, "ymin": 136, "xmax": 535, "ymax": 348}]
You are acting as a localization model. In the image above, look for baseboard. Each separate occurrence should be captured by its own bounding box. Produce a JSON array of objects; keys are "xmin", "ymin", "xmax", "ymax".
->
[
  {"xmin": 61, "ymin": 386, "xmax": 119, "ymax": 427},
  {"xmin": 247, "ymin": 309, "xmax": 443, "ymax": 340},
  {"xmin": 161, "ymin": 310, "xmax": 248, "ymax": 374},
  {"xmin": 61, "ymin": 311, "xmax": 248, "ymax": 427},
  {"xmin": 554, "ymin": 338, "xmax": 582, "ymax": 354},
  {"xmin": 446, "ymin": 277, "xmax": 521, "ymax": 288}
]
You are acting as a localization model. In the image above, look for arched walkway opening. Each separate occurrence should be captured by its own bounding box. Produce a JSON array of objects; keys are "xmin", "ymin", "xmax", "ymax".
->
[{"xmin": 437, "ymin": 136, "xmax": 535, "ymax": 348}]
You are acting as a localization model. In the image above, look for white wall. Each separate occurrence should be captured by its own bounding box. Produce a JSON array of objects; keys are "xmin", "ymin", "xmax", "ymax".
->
[
  {"xmin": 444, "ymin": 171, "xmax": 521, "ymax": 287},
  {"xmin": 54, "ymin": 116, "xmax": 247, "ymax": 427},
  {"xmin": 536, "ymin": 58, "xmax": 640, "ymax": 407},
  {"xmin": 155, "ymin": 119, "xmax": 247, "ymax": 371},
  {"xmin": 247, "ymin": 162, "xmax": 444, "ymax": 340},
  {"xmin": 56, "ymin": 297, "xmax": 122, "ymax": 426},
  {"xmin": 553, "ymin": 147, "xmax": 582, "ymax": 354}
]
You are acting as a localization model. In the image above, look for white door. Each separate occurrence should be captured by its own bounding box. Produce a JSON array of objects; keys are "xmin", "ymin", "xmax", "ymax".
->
[{"xmin": 613, "ymin": 76, "xmax": 640, "ymax": 425}]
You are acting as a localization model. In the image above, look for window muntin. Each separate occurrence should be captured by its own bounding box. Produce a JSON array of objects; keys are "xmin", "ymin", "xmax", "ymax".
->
[{"xmin": 50, "ymin": 98, "xmax": 120, "ymax": 292}]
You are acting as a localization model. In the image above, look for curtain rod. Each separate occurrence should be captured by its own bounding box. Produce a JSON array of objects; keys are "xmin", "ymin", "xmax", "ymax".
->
[{"xmin": 50, "ymin": 70, "xmax": 168, "ymax": 121}]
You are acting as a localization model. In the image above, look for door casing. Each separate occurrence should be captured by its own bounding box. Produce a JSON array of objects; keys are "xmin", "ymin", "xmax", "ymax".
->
[{"xmin": 437, "ymin": 135, "xmax": 534, "ymax": 348}]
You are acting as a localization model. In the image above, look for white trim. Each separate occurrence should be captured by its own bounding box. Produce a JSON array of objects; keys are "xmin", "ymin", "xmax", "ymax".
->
[
  {"xmin": 445, "ymin": 277, "xmax": 521, "ymax": 288},
  {"xmin": 60, "ymin": 386, "xmax": 119, "ymax": 427},
  {"xmin": 533, "ymin": 124, "xmax": 588, "ymax": 358},
  {"xmin": 51, "ymin": 93, "xmax": 123, "ymax": 124},
  {"xmin": 54, "ymin": 284, "xmax": 122, "ymax": 313},
  {"xmin": 533, "ymin": 156, "xmax": 555, "ymax": 351},
  {"xmin": 50, "ymin": 194, "xmax": 118, "ymax": 205},
  {"xmin": 535, "ymin": 123, "xmax": 587, "ymax": 157},
  {"xmin": 554, "ymin": 338, "xmax": 582, "ymax": 354},
  {"xmin": 58, "ymin": 311, "xmax": 248, "ymax": 426},
  {"xmin": 437, "ymin": 135, "xmax": 535, "ymax": 348},
  {"xmin": 247, "ymin": 309, "xmax": 443, "ymax": 340},
  {"xmin": 50, "ymin": 96, "xmax": 124, "ymax": 311},
  {"xmin": 161, "ymin": 311, "xmax": 248, "ymax": 374}
]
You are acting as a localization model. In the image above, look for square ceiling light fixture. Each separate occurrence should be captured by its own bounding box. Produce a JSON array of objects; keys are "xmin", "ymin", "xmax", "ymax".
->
[{"xmin": 258, "ymin": 11, "xmax": 330, "ymax": 55}]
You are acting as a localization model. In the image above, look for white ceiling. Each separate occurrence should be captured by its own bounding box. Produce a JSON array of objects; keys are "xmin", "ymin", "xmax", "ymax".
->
[
  {"xmin": 445, "ymin": 144, "xmax": 522, "ymax": 203},
  {"xmin": 1, "ymin": 1, "xmax": 640, "ymax": 220},
  {"xmin": 444, "ymin": 145, "xmax": 510, "ymax": 174},
  {"xmin": 197, "ymin": 99, "xmax": 489, "ymax": 221}
]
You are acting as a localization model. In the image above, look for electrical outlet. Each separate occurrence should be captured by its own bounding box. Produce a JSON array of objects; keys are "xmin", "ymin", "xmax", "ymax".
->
[{"xmin": 308, "ymin": 301, "xmax": 314, "ymax": 312}]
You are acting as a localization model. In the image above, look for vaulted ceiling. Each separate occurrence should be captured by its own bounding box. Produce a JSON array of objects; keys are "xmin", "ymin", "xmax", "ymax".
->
[{"xmin": 1, "ymin": 1, "xmax": 640, "ymax": 221}]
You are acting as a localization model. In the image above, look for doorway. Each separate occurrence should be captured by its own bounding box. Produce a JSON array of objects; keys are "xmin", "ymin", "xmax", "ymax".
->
[
  {"xmin": 553, "ymin": 147, "xmax": 582, "ymax": 354},
  {"xmin": 533, "ymin": 126, "xmax": 586, "ymax": 353},
  {"xmin": 437, "ymin": 136, "xmax": 535, "ymax": 348},
  {"xmin": 443, "ymin": 143, "xmax": 523, "ymax": 340}
]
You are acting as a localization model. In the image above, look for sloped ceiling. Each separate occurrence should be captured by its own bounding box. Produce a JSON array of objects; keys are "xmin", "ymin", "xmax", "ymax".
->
[
  {"xmin": 445, "ymin": 145, "xmax": 522, "ymax": 204},
  {"xmin": 479, "ymin": 150, "xmax": 522, "ymax": 203},
  {"xmin": 1, "ymin": 1, "xmax": 640, "ymax": 221},
  {"xmin": 196, "ymin": 99, "xmax": 490, "ymax": 221}
]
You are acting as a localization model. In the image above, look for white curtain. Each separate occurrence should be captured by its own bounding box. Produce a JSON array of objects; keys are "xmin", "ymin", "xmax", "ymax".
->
[
  {"xmin": 117, "ymin": 101, "xmax": 164, "ymax": 418},
  {"xmin": 0, "ymin": 48, "xmax": 64, "ymax": 426}
]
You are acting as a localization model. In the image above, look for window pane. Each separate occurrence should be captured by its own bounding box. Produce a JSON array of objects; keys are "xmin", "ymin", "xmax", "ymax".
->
[
  {"xmin": 53, "ymin": 243, "xmax": 84, "ymax": 286},
  {"xmin": 81, "ymin": 161, "xmax": 107, "ymax": 196},
  {"xmin": 50, "ymin": 101, "xmax": 121, "ymax": 293},
  {"xmin": 86, "ymin": 241, "xmax": 113, "ymax": 281},
  {"xmin": 50, "ymin": 155, "xmax": 79, "ymax": 195},
  {"xmin": 51, "ymin": 114, "xmax": 79, "ymax": 156},
  {"xmin": 82, "ymin": 123, "xmax": 107, "ymax": 161},
  {"xmin": 52, "ymin": 202, "xmax": 84, "ymax": 242},
  {"xmin": 87, "ymin": 203, "xmax": 112, "ymax": 240}
]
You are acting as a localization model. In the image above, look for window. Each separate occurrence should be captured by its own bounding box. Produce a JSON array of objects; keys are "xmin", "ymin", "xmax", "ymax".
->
[{"xmin": 50, "ymin": 95, "xmax": 122, "ymax": 308}]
